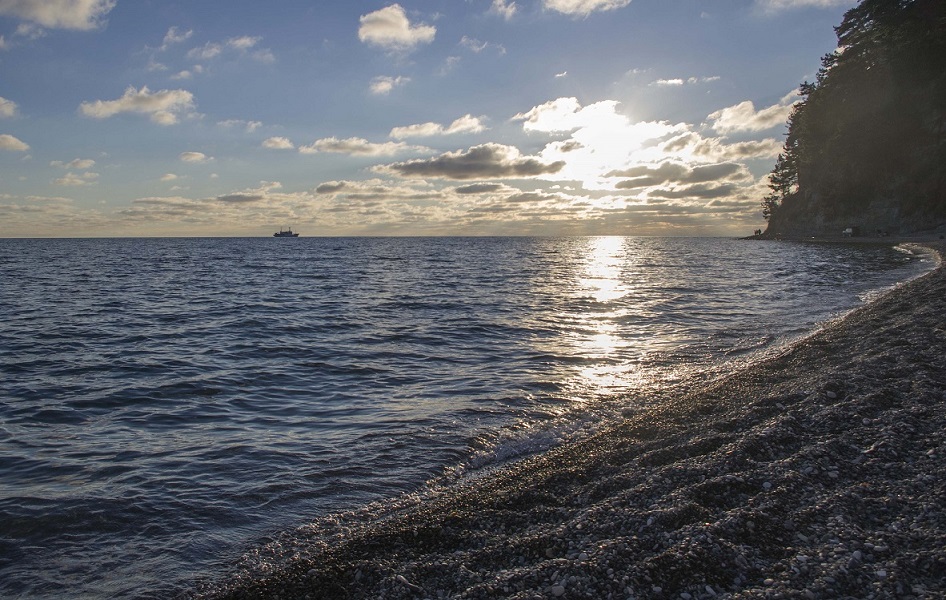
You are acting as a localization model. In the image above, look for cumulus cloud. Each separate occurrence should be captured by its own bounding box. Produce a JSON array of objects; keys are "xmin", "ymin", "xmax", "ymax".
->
[
  {"xmin": 489, "ymin": 0, "xmax": 518, "ymax": 19},
  {"xmin": 298, "ymin": 137, "xmax": 421, "ymax": 157},
  {"xmin": 262, "ymin": 136, "xmax": 295, "ymax": 150},
  {"xmin": 707, "ymin": 91, "xmax": 799, "ymax": 134},
  {"xmin": 358, "ymin": 4, "xmax": 436, "ymax": 52},
  {"xmin": 0, "ymin": 0, "xmax": 116, "ymax": 30},
  {"xmin": 53, "ymin": 171, "xmax": 99, "ymax": 186},
  {"xmin": 390, "ymin": 115, "xmax": 486, "ymax": 139},
  {"xmin": 514, "ymin": 97, "xmax": 626, "ymax": 133},
  {"xmin": 79, "ymin": 86, "xmax": 197, "ymax": 125},
  {"xmin": 179, "ymin": 151, "xmax": 211, "ymax": 163},
  {"xmin": 50, "ymin": 158, "xmax": 95, "ymax": 169},
  {"xmin": 542, "ymin": 0, "xmax": 632, "ymax": 17},
  {"xmin": 370, "ymin": 75, "xmax": 410, "ymax": 95},
  {"xmin": 160, "ymin": 173, "xmax": 178, "ymax": 182},
  {"xmin": 0, "ymin": 96, "xmax": 17, "ymax": 118},
  {"xmin": 379, "ymin": 143, "xmax": 565, "ymax": 180},
  {"xmin": 0, "ymin": 133, "xmax": 29, "ymax": 151}
]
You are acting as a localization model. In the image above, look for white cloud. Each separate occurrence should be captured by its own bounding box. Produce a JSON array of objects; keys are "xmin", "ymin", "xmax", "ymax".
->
[
  {"xmin": 358, "ymin": 4, "xmax": 436, "ymax": 52},
  {"xmin": 187, "ymin": 42, "xmax": 222, "ymax": 61},
  {"xmin": 227, "ymin": 36, "xmax": 260, "ymax": 50},
  {"xmin": 53, "ymin": 171, "xmax": 99, "ymax": 186},
  {"xmin": 79, "ymin": 86, "xmax": 197, "ymax": 126},
  {"xmin": 160, "ymin": 173, "xmax": 178, "ymax": 182},
  {"xmin": 160, "ymin": 26, "xmax": 192, "ymax": 50},
  {"xmin": 0, "ymin": 133, "xmax": 29, "ymax": 151},
  {"xmin": 50, "ymin": 158, "xmax": 95, "ymax": 169},
  {"xmin": 0, "ymin": 0, "xmax": 116, "ymax": 30},
  {"xmin": 0, "ymin": 34, "xmax": 7, "ymax": 49},
  {"xmin": 461, "ymin": 36, "xmax": 487, "ymax": 53},
  {"xmin": 218, "ymin": 119, "xmax": 262, "ymax": 132},
  {"xmin": 489, "ymin": 0, "xmax": 518, "ymax": 19},
  {"xmin": 707, "ymin": 91, "xmax": 799, "ymax": 134},
  {"xmin": 299, "ymin": 137, "xmax": 421, "ymax": 157},
  {"xmin": 179, "ymin": 151, "xmax": 211, "ymax": 163},
  {"xmin": 369, "ymin": 75, "xmax": 410, "ymax": 95},
  {"xmin": 390, "ymin": 114, "xmax": 486, "ymax": 139},
  {"xmin": 543, "ymin": 0, "xmax": 632, "ymax": 17},
  {"xmin": 756, "ymin": 0, "xmax": 856, "ymax": 12},
  {"xmin": 0, "ymin": 96, "xmax": 17, "ymax": 118},
  {"xmin": 262, "ymin": 136, "xmax": 295, "ymax": 150},
  {"xmin": 513, "ymin": 97, "xmax": 693, "ymax": 186},
  {"xmin": 651, "ymin": 76, "xmax": 720, "ymax": 87}
]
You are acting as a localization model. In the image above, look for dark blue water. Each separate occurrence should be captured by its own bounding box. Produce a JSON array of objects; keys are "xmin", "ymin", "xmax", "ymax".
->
[{"xmin": 0, "ymin": 237, "xmax": 934, "ymax": 598}]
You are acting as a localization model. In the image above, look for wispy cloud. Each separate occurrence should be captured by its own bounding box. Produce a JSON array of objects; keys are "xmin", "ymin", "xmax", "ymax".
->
[
  {"xmin": 50, "ymin": 158, "xmax": 96, "ymax": 169},
  {"xmin": 217, "ymin": 118, "xmax": 262, "ymax": 132},
  {"xmin": 651, "ymin": 76, "xmax": 720, "ymax": 87},
  {"xmin": 358, "ymin": 4, "xmax": 436, "ymax": 52},
  {"xmin": 489, "ymin": 0, "xmax": 518, "ymax": 20},
  {"xmin": 755, "ymin": 0, "xmax": 856, "ymax": 13},
  {"xmin": 389, "ymin": 115, "xmax": 486, "ymax": 139},
  {"xmin": 160, "ymin": 26, "xmax": 193, "ymax": 51},
  {"xmin": 53, "ymin": 171, "xmax": 99, "ymax": 186},
  {"xmin": 299, "ymin": 137, "xmax": 423, "ymax": 157},
  {"xmin": 369, "ymin": 75, "xmax": 410, "ymax": 95},
  {"xmin": 543, "ymin": 0, "xmax": 632, "ymax": 17},
  {"xmin": 179, "ymin": 151, "xmax": 212, "ymax": 163}
]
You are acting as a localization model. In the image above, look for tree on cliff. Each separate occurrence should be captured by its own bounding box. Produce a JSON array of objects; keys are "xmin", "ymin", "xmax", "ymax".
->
[{"xmin": 763, "ymin": 0, "xmax": 946, "ymax": 235}]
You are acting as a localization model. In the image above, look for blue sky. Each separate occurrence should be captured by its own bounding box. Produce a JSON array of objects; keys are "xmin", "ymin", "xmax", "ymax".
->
[{"xmin": 0, "ymin": 0, "xmax": 855, "ymax": 237}]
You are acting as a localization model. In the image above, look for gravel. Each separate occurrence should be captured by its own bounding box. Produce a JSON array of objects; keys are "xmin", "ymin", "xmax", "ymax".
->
[{"xmin": 189, "ymin": 243, "xmax": 946, "ymax": 600}]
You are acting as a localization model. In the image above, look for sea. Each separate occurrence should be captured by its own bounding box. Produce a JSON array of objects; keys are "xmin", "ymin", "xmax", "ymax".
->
[{"xmin": 0, "ymin": 236, "xmax": 935, "ymax": 598}]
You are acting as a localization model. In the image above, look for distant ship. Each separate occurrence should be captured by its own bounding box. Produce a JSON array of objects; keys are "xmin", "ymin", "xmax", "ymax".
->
[{"xmin": 273, "ymin": 228, "xmax": 300, "ymax": 237}]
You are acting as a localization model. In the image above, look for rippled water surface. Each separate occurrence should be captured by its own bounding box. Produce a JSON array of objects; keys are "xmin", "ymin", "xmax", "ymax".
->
[{"xmin": 0, "ymin": 237, "xmax": 933, "ymax": 597}]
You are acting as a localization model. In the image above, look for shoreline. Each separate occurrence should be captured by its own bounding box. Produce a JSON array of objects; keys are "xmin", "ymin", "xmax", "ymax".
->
[{"xmin": 192, "ymin": 243, "xmax": 946, "ymax": 600}]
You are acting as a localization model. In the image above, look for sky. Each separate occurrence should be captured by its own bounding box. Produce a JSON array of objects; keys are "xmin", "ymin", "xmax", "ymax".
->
[{"xmin": 0, "ymin": 0, "xmax": 857, "ymax": 237}]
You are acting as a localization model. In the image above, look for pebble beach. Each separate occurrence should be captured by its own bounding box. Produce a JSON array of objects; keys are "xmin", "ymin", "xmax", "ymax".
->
[{"xmin": 193, "ymin": 243, "xmax": 946, "ymax": 600}]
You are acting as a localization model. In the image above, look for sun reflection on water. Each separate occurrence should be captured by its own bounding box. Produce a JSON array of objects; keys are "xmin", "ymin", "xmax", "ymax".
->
[{"xmin": 565, "ymin": 236, "xmax": 647, "ymax": 401}]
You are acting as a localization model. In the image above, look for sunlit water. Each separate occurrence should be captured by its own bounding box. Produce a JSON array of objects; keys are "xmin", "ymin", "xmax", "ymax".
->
[{"xmin": 0, "ymin": 237, "xmax": 934, "ymax": 598}]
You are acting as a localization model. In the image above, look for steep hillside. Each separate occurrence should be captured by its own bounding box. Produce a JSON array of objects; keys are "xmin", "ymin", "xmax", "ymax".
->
[{"xmin": 763, "ymin": 0, "xmax": 946, "ymax": 238}]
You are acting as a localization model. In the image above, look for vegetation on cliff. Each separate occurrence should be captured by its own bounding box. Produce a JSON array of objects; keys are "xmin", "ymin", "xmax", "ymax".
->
[{"xmin": 763, "ymin": 0, "xmax": 946, "ymax": 237}]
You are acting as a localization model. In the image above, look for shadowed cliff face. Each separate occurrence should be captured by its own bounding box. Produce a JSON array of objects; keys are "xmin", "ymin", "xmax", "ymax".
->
[{"xmin": 762, "ymin": 0, "xmax": 946, "ymax": 238}]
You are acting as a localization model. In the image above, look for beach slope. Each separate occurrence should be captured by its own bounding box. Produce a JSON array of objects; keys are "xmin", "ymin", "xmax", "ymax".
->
[{"xmin": 197, "ymin": 245, "xmax": 946, "ymax": 600}]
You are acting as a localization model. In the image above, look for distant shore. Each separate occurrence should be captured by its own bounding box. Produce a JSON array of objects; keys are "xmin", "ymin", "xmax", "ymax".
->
[
  {"xmin": 192, "ymin": 243, "xmax": 946, "ymax": 600},
  {"xmin": 743, "ymin": 231, "xmax": 946, "ymax": 245}
]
